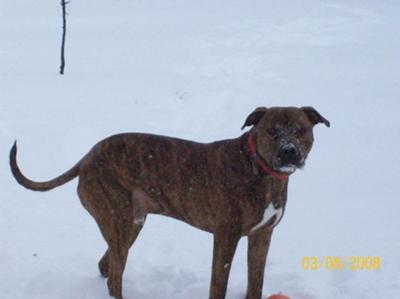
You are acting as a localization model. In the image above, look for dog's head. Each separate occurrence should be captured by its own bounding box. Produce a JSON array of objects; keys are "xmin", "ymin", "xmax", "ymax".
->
[{"xmin": 242, "ymin": 106, "xmax": 330, "ymax": 174}]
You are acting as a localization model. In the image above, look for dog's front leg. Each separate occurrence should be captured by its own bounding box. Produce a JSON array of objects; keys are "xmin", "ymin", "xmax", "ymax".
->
[
  {"xmin": 245, "ymin": 226, "xmax": 273, "ymax": 299},
  {"xmin": 209, "ymin": 232, "xmax": 240, "ymax": 299}
]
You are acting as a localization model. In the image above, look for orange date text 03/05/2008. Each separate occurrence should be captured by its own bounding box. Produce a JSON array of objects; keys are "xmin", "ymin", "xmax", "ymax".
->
[{"xmin": 301, "ymin": 256, "xmax": 381, "ymax": 271}]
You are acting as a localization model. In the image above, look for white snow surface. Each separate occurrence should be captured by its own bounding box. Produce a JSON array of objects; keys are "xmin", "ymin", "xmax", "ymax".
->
[{"xmin": 1, "ymin": 1, "xmax": 400, "ymax": 298}]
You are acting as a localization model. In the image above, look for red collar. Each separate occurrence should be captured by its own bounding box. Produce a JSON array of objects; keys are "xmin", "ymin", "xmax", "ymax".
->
[{"xmin": 247, "ymin": 134, "xmax": 290, "ymax": 181}]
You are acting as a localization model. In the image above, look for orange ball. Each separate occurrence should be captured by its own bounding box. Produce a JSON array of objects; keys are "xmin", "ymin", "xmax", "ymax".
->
[{"xmin": 266, "ymin": 294, "xmax": 290, "ymax": 299}]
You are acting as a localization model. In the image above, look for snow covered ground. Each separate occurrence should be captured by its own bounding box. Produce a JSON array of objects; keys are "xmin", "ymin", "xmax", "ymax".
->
[{"xmin": 1, "ymin": 0, "xmax": 399, "ymax": 298}]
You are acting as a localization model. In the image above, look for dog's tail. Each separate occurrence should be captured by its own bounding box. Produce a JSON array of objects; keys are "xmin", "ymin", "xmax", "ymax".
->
[{"xmin": 9, "ymin": 141, "xmax": 80, "ymax": 192}]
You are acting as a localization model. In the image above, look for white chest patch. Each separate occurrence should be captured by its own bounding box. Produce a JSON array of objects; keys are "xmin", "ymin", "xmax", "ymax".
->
[{"xmin": 251, "ymin": 202, "xmax": 283, "ymax": 232}]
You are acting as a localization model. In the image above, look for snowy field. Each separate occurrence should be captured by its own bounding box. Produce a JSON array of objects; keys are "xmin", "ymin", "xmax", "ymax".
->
[{"xmin": 1, "ymin": 0, "xmax": 399, "ymax": 298}]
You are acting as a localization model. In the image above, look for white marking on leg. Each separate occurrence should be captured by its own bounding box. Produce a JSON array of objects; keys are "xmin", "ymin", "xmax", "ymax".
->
[
  {"xmin": 273, "ymin": 207, "xmax": 283, "ymax": 226},
  {"xmin": 134, "ymin": 216, "xmax": 145, "ymax": 226},
  {"xmin": 251, "ymin": 202, "xmax": 283, "ymax": 232},
  {"xmin": 132, "ymin": 189, "xmax": 150, "ymax": 226}
]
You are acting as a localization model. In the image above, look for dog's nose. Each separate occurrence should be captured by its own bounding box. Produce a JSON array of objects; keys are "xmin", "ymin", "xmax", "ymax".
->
[{"xmin": 279, "ymin": 144, "xmax": 300, "ymax": 165}]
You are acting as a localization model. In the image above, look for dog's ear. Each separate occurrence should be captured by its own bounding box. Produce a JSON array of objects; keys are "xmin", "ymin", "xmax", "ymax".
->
[
  {"xmin": 241, "ymin": 107, "xmax": 268, "ymax": 130},
  {"xmin": 301, "ymin": 106, "xmax": 330, "ymax": 127}
]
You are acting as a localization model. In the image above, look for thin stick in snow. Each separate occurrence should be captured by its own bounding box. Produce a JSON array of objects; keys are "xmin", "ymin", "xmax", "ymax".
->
[{"xmin": 60, "ymin": 0, "xmax": 70, "ymax": 75}]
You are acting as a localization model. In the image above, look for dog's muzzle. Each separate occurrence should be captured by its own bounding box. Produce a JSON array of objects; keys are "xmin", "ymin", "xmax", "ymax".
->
[
  {"xmin": 277, "ymin": 143, "xmax": 304, "ymax": 173},
  {"xmin": 278, "ymin": 144, "xmax": 301, "ymax": 165}
]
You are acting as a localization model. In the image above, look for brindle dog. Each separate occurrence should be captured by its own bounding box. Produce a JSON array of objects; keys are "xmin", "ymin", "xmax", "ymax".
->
[{"xmin": 10, "ymin": 106, "xmax": 329, "ymax": 299}]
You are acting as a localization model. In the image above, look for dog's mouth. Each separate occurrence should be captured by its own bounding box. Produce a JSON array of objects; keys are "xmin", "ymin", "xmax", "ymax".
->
[{"xmin": 276, "ymin": 160, "xmax": 305, "ymax": 174}]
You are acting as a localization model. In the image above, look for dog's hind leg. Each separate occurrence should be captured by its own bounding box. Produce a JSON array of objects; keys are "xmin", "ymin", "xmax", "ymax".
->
[
  {"xmin": 106, "ymin": 223, "xmax": 141, "ymax": 299},
  {"xmin": 98, "ymin": 223, "xmax": 144, "ymax": 278},
  {"xmin": 93, "ymin": 205, "xmax": 140, "ymax": 299},
  {"xmin": 98, "ymin": 187, "xmax": 155, "ymax": 277},
  {"xmin": 78, "ymin": 178, "xmax": 145, "ymax": 299}
]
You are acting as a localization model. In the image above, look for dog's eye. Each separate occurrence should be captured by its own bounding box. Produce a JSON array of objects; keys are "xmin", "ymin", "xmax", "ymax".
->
[
  {"xmin": 267, "ymin": 127, "xmax": 282, "ymax": 137},
  {"xmin": 296, "ymin": 127, "xmax": 307, "ymax": 136}
]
